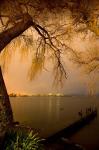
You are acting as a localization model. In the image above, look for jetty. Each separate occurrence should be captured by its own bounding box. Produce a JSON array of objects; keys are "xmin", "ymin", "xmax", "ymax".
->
[{"xmin": 44, "ymin": 108, "xmax": 97, "ymax": 150}]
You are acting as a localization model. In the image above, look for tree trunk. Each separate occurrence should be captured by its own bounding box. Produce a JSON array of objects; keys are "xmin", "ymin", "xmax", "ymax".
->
[
  {"xmin": 0, "ymin": 13, "xmax": 33, "ymax": 146},
  {"xmin": 0, "ymin": 66, "xmax": 13, "ymax": 146}
]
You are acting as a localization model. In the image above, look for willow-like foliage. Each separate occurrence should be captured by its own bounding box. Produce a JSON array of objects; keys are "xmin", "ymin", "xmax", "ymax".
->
[{"xmin": 0, "ymin": 0, "xmax": 99, "ymax": 84}]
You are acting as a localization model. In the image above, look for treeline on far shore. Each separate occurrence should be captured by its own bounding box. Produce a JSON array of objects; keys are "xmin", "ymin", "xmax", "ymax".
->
[{"xmin": 9, "ymin": 93, "xmax": 71, "ymax": 97}]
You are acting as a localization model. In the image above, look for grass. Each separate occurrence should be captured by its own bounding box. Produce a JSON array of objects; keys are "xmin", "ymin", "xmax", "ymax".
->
[{"xmin": 3, "ymin": 128, "xmax": 44, "ymax": 150}]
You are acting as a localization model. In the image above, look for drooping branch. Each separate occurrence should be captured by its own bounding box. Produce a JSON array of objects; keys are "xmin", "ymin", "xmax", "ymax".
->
[
  {"xmin": 29, "ymin": 22, "xmax": 68, "ymax": 84},
  {"xmin": 0, "ymin": 12, "xmax": 68, "ymax": 84}
]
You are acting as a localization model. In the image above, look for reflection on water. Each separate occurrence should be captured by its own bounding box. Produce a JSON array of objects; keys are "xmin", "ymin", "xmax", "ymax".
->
[{"xmin": 10, "ymin": 96, "xmax": 99, "ymax": 150}]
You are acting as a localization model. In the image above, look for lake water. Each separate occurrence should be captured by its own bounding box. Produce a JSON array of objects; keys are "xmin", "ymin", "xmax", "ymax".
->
[{"xmin": 10, "ymin": 96, "xmax": 99, "ymax": 150}]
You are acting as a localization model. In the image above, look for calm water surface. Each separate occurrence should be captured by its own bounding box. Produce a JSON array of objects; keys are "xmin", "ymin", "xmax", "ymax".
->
[{"xmin": 10, "ymin": 96, "xmax": 99, "ymax": 150}]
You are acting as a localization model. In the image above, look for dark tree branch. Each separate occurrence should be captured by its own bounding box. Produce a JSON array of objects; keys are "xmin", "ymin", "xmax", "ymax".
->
[{"xmin": 0, "ymin": 13, "xmax": 33, "ymax": 53}]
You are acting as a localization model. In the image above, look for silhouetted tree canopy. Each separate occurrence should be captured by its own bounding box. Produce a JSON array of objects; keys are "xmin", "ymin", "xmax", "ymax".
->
[{"xmin": 0, "ymin": 0, "xmax": 99, "ymax": 83}]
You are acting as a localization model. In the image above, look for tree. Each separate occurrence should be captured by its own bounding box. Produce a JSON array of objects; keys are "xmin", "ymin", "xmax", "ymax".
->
[{"xmin": 0, "ymin": 0, "xmax": 99, "ymax": 145}]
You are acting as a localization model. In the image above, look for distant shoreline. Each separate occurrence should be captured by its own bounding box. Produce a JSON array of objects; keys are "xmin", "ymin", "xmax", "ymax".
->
[{"xmin": 9, "ymin": 94, "xmax": 99, "ymax": 97}]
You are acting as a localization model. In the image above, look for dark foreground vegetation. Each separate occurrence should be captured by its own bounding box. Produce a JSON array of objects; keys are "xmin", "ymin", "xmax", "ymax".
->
[
  {"xmin": 2, "ymin": 109, "xmax": 97, "ymax": 150},
  {"xmin": 3, "ymin": 128, "xmax": 44, "ymax": 150}
]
